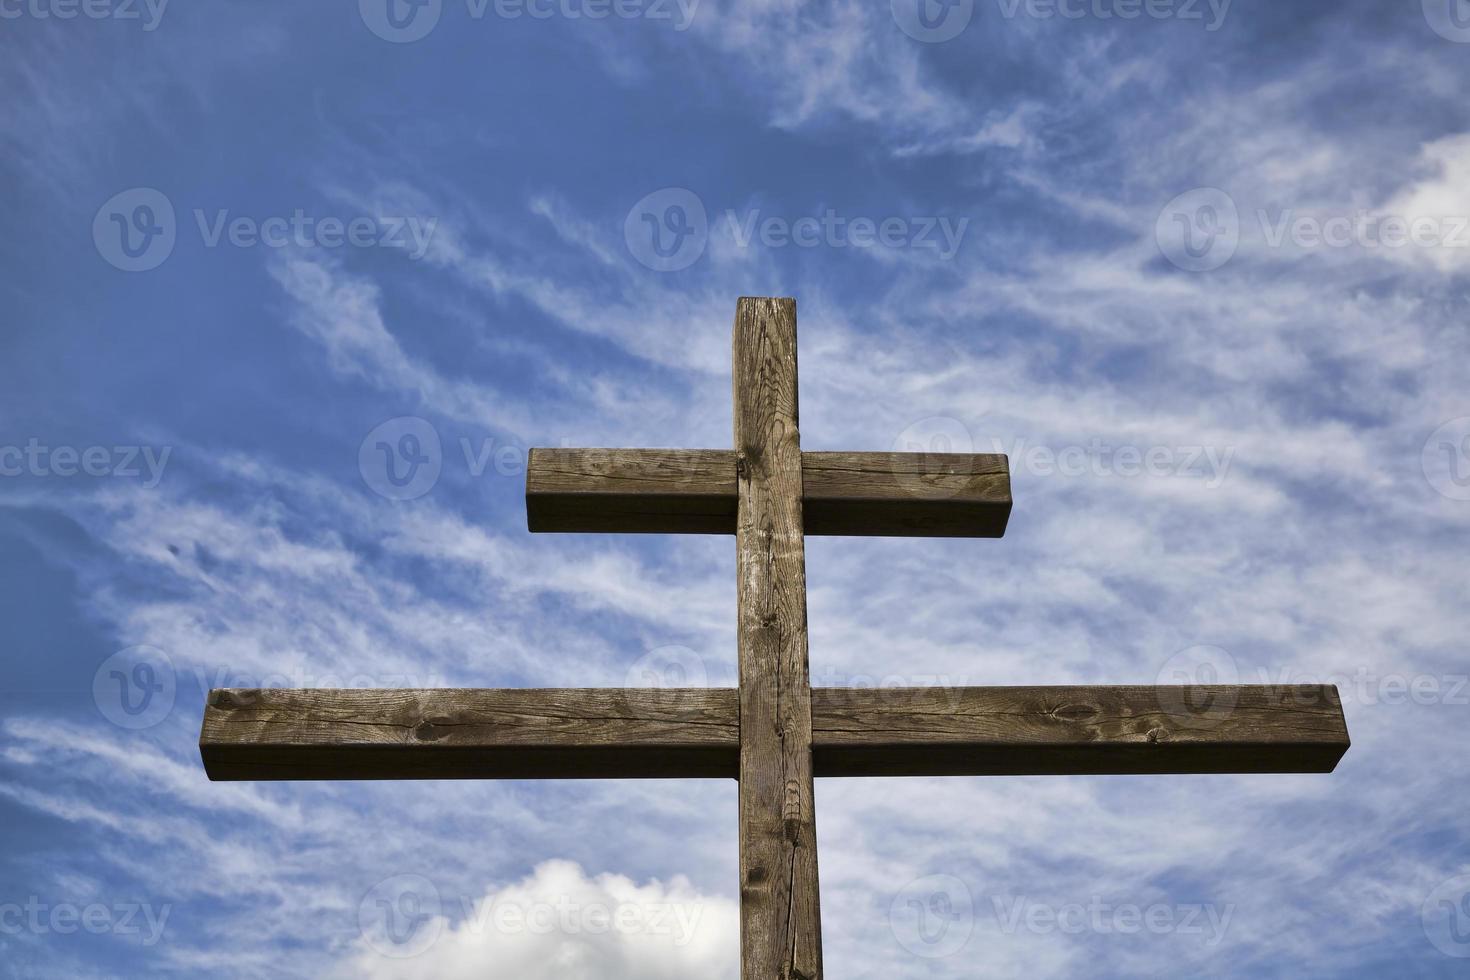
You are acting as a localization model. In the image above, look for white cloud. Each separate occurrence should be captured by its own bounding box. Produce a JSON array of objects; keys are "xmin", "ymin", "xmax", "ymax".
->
[
  {"xmin": 1379, "ymin": 133, "xmax": 1470, "ymax": 272},
  {"xmin": 269, "ymin": 254, "xmax": 524, "ymax": 430},
  {"xmin": 338, "ymin": 860, "xmax": 738, "ymax": 979},
  {"xmin": 8, "ymin": 9, "xmax": 1470, "ymax": 978}
]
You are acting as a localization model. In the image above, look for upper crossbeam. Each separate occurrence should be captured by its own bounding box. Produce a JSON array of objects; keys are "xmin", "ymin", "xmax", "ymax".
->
[{"xmin": 525, "ymin": 448, "xmax": 1011, "ymax": 537}]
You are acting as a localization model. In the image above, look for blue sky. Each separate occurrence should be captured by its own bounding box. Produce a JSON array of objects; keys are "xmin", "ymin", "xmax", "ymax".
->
[{"xmin": 4, "ymin": 0, "xmax": 1470, "ymax": 976}]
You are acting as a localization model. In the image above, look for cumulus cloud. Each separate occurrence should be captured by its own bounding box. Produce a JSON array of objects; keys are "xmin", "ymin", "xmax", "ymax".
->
[
  {"xmin": 338, "ymin": 860, "xmax": 738, "ymax": 980},
  {"xmin": 6, "ymin": 4, "xmax": 1470, "ymax": 978},
  {"xmin": 1378, "ymin": 133, "xmax": 1470, "ymax": 272}
]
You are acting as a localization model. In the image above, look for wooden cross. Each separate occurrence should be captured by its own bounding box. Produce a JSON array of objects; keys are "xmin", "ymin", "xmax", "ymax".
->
[{"xmin": 200, "ymin": 297, "xmax": 1349, "ymax": 978}]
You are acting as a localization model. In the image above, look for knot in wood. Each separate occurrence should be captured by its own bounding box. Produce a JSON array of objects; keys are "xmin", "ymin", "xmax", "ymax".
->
[
  {"xmin": 1051, "ymin": 702, "xmax": 1098, "ymax": 723},
  {"xmin": 413, "ymin": 719, "xmax": 448, "ymax": 742},
  {"xmin": 210, "ymin": 689, "xmax": 244, "ymax": 710}
]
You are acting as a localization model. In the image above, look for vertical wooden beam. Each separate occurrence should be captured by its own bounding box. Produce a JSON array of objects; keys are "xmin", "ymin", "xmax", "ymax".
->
[{"xmin": 733, "ymin": 297, "xmax": 822, "ymax": 980}]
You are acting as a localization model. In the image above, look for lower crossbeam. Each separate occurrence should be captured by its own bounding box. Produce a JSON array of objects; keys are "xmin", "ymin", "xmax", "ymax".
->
[{"xmin": 200, "ymin": 684, "xmax": 1348, "ymax": 781}]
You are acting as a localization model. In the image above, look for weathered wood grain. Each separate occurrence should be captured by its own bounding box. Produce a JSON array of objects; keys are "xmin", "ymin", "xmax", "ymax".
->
[
  {"xmin": 801, "ymin": 451, "xmax": 1010, "ymax": 537},
  {"xmin": 199, "ymin": 687, "xmax": 739, "ymax": 780},
  {"xmin": 810, "ymin": 685, "xmax": 1350, "ymax": 776},
  {"xmin": 525, "ymin": 449, "xmax": 1010, "ymax": 537},
  {"xmin": 198, "ymin": 293, "xmax": 1351, "ymax": 980},
  {"xmin": 733, "ymin": 298, "xmax": 823, "ymax": 980},
  {"xmin": 199, "ymin": 685, "xmax": 1349, "ymax": 781},
  {"xmin": 526, "ymin": 448, "xmax": 736, "ymax": 534}
]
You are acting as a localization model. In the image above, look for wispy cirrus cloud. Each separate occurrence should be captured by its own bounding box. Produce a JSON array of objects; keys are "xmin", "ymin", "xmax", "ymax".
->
[{"xmin": 5, "ymin": 1, "xmax": 1470, "ymax": 977}]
